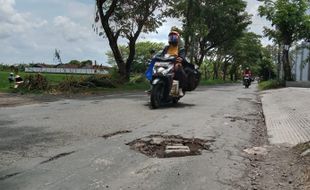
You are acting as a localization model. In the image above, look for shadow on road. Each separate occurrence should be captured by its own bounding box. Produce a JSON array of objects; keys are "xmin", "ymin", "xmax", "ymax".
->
[{"xmin": 143, "ymin": 102, "xmax": 196, "ymax": 109}]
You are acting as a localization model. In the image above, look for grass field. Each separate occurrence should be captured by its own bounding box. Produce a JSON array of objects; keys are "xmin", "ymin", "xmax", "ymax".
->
[
  {"xmin": 0, "ymin": 71, "xmax": 235, "ymax": 93},
  {"xmin": 0, "ymin": 71, "xmax": 86, "ymax": 92},
  {"xmin": 0, "ymin": 71, "xmax": 25, "ymax": 92}
]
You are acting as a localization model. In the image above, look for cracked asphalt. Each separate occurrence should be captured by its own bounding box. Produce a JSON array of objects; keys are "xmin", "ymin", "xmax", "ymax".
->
[{"xmin": 0, "ymin": 83, "xmax": 263, "ymax": 190}]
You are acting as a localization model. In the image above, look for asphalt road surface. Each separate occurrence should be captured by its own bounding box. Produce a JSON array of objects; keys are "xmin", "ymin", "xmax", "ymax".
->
[{"xmin": 0, "ymin": 83, "xmax": 263, "ymax": 190}]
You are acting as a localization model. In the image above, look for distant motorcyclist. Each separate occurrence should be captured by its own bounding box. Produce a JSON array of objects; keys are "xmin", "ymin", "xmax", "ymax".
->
[
  {"xmin": 243, "ymin": 67, "xmax": 252, "ymax": 79},
  {"xmin": 242, "ymin": 67, "xmax": 252, "ymax": 87}
]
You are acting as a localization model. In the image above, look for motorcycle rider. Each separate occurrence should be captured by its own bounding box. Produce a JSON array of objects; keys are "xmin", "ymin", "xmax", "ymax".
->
[
  {"xmin": 145, "ymin": 27, "xmax": 186, "ymax": 96},
  {"xmin": 242, "ymin": 67, "xmax": 252, "ymax": 84}
]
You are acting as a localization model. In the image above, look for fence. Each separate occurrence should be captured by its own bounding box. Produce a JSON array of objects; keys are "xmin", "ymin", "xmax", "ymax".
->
[{"xmin": 25, "ymin": 67, "xmax": 108, "ymax": 75}]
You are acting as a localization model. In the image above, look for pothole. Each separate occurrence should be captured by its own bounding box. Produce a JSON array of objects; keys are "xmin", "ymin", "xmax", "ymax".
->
[
  {"xmin": 126, "ymin": 135, "xmax": 214, "ymax": 158},
  {"xmin": 238, "ymin": 98, "xmax": 252, "ymax": 101},
  {"xmin": 0, "ymin": 172, "xmax": 21, "ymax": 181},
  {"xmin": 225, "ymin": 116, "xmax": 250, "ymax": 122},
  {"xmin": 101, "ymin": 130, "xmax": 132, "ymax": 139},
  {"xmin": 40, "ymin": 151, "xmax": 76, "ymax": 164}
]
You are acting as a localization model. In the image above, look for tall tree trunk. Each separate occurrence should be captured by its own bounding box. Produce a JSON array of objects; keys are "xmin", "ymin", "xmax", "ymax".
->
[
  {"xmin": 282, "ymin": 48, "xmax": 292, "ymax": 81},
  {"xmin": 213, "ymin": 62, "xmax": 219, "ymax": 79},
  {"xmin": 97, "ymin": 1, "xmax": 126, "ymax": 79},
  {"xmin": 277, "ymin": 44, "xmax": 281, "ymax": 80},
  {"xmin": 125, "ymin": 40, "xmax": 136, "ymax": 80},
  {"xmin": 223, "ymin": 62, "xmax": 228, "ymax": 81}
]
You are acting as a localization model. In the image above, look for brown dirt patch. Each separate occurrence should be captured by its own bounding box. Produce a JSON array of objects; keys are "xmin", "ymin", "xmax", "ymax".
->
[
  {"xmin": 0, "ymin": 93, "xmax": 59, "ymax": 107},
  {"xmin": 126, "ymin": 135, "xmax": 214, "ymax": 158}
]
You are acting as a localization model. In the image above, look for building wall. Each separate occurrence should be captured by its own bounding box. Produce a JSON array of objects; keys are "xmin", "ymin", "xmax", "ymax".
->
[
  {"xmin": 25, "ymin": 67, "xmax": 108, "ymax": 74},
  {"xmin": 293, "ymin": 43, "xmax": 309, "ymax": 81}
]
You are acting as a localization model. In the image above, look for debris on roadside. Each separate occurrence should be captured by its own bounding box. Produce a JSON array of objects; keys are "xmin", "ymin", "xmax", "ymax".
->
[{"xmin": 243, "ymin": 146, "xmax": 269, "ymax": 156}]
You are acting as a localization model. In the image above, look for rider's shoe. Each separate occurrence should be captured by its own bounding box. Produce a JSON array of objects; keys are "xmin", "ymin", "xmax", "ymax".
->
[{"xmin": 179, "ymin": 88, "xmax": 184, "ymax": 97}]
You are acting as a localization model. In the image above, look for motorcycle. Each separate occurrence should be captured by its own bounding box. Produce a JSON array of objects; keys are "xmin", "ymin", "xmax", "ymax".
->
[
  {"xmin": 148, "ymin": 56, "xmax": 200, "ymax": 109},
  {"xmin": 243, "ymin": 74, "xmax": 251, "ymax": 88}
]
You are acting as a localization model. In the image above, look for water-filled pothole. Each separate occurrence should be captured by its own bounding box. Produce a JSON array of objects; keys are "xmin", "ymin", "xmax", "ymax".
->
[{"xmin": 126, "ymin": 135, "xmax": 214, "ymax": 158}]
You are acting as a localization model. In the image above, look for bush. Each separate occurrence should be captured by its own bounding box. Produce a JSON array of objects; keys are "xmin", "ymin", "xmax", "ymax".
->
[
  {"xmin": 57, "ymin": 76, "xmax": 88, "ymax": 92},
  {"xmin": 258, "ymin": 80, "xmax": 285, "ymax": 90},
  {"xmin": 57, "ymin": 75, "xmax": 117, "ymax": 92},
  {"xmin": 129, "ymin": 74, "xmax": 147, "ymax": 84},
  {"xmin": 21, "ymin": 74, "xmax": 49, "ymax": 91},
  {"xmin": 85, "ymin": 74, "xmax": 116, "ymax": 88}
]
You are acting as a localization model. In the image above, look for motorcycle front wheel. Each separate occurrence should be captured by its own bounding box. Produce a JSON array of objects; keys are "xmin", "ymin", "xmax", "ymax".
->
[{"xmin": 150, "ymin": 83, "xmax": 164, "ymax": 109}]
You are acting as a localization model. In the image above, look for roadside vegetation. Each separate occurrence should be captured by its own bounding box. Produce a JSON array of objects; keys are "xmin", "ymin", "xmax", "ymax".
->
[
  {"xmin": 0, "ymin": 69, "xmax": 234, "ymax": 94},
  {"xmin": 1, "ymin": 0, "xmax": 308, "ymax": 94},
  {"xmin": 258, "ymin": 80, "xmax": 285, "ymax": 91}
]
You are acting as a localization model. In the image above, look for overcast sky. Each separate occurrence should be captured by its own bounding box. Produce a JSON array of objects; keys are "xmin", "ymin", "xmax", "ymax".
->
[{"xmin": 0, "ymin": 0, "xmax": 271, "ymax": 65}]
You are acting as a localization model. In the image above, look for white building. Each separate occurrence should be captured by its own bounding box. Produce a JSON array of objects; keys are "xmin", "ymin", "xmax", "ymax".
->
[{"xmin": 292, "ymin": 42, "xmax": 310, "ymax": 81}]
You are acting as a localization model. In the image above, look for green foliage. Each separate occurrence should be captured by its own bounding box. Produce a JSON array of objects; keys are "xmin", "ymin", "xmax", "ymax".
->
[
  {"xmin": 257, "ymin": 47, "xmax": 277, "ymax": 80},
  {"xmin": 68, "ymin": 60, "xmax": 80, "ymax": 65},
  {"xmin": 85, "ymin": 74, "xmax": 116, "ymax": 88},
  {"xmin": 80, "ymin": 60, "xmax": 92, "ymax": 67},
  {"xmin": 0, "ymin": 71, "xmax": 15, "ymax": 91},
  {"xmin": 21, "ymin": 74, "xmax": 49, "ymax": 91},
  {"xmin": 57, "ymin": 76, "xmax": 86, "ymax": 93},
  {"xmin": 258, "ymin": 0, "xmax": 309, "ymax": 80},
  {"xmin": 96, "ymin": 0, "xmax": 171, "ymax": 80},
  {"xmin": 106, "ymin": 41, "xmax": 165, "ymax": 73},
  {"xmin": 169, "ymin": 0, "xmax": 251, "ymax": 66},
  {"xmin": 258, "ymin": 80, "xmax": 285, "ymax": 90},
  {"xmin": 129, "ymin": 74, "xmax": 147, "ymax": 84},
  {"xmin": 109, "ymin": 66, "xmax": 122, "ymax": 82},
  {"xmin": 258, "ymin": 0, "xmax": 309, "ymax": 44}
]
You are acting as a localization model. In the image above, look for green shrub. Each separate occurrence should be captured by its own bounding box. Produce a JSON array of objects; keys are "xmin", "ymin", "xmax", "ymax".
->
[
  {"xmin": 258, "ymin": 80, "xmax": 285, "ymax": 90},
  {"xmin": 21, "ymin": 74, "xmax": 49, "ymax": 91},
  {"xmin": 129, "ymin": 74, "xmax": 147, "ymax": 84},
  {"xmin": 85, "ymin": 74, "xmax": 116, "ymax": 88},
  {"xmin": 57, "ymin": 76, "xmax": 86, "ymax": 92},
  {"xmin": 109, "ymin": 66, "xmax": 122, "ymax": 82}
]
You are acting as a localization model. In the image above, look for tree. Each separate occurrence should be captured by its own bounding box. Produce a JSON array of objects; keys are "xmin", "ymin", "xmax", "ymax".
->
[
  {"xmin": 258, "ymin": 0, "xmax": 310, "ymax": 81},
  {"xmin": 258, "ymin": 47, "xmax": 276, "ymax": 80},
  {"xmin": 95, "ymin": 0, "xmax": 170, "ymax": 81},
  {"xmin": 106, "ymin": 41, "xmax": 165, "ymax": 73},
  {"xmin": 227, "ymin": 32, "xmax": 264, "ymax": 80},
  {"xmin": 169, "ymin": 0, "xmax": 251, "ymax": 66}
]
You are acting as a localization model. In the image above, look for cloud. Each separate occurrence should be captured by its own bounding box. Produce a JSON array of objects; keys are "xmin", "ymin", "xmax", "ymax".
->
[
  {"xmin": 0, "ymin": 0, "xmax": 47, "ymax": 39},
  {"xmin": 0, "ymin": 0, "xmax": 273, "ymax": 65},
  {"xmin": 53, "ymin": 16, "xmax": 90, "ymax": 42}
]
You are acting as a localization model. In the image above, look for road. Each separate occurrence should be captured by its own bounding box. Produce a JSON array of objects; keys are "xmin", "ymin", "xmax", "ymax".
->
[{"xmin": 0, "ymin": 83, "xmax": 263, "ymax": 190}]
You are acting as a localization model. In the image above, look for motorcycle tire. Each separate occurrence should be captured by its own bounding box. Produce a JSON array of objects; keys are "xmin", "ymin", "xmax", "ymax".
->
[
  {"xmin": 150, "ymin": 83, "xmax": 164, "ymax": 109},
  {"xmin": 172, "ymin": 98, "xmax": 179, "ymax": 104}
]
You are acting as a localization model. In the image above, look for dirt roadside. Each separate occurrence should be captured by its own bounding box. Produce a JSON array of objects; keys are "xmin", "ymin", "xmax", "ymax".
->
[{"xmin": 235, "ymin": 96, "xmax": 310, "ymax": 190}]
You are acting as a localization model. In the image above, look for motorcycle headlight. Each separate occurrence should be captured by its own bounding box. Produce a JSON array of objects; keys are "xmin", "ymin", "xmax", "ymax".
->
[{"xmin": 153, "ymin": 62, "xmax": 169, "ymax": 74}]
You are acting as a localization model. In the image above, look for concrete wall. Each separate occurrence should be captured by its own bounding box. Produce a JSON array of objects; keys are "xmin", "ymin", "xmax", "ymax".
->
[
  {"xmin": 293, "ymin": 43, "xmax": 309, "ymax": 81},
  {"xmin": 25, "ymin": 67, "xmax": 108, "ymax": 75}
]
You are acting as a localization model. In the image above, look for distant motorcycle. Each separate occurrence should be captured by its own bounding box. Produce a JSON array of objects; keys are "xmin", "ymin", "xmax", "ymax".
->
[
  {"xmin": 148, "ymin": 56, "xmax": 200, "ymax": 109},
  {"xmin": 243, "ymin": 74, "xmax": 251, "ymax": 88}
]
